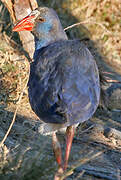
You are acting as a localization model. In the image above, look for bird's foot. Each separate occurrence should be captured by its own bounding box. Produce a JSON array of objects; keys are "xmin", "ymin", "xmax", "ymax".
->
[{"xmin": 54, "ymin": 166, "xmax": 64, "ymax": 180}]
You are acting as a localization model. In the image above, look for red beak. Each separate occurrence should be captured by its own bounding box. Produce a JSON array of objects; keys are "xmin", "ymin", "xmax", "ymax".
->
[{"xmin": 13, "ymin": 15, "xmax": 35, "ymax": 32}]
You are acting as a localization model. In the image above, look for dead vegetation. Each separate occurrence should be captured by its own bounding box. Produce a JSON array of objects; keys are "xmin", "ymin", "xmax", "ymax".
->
[{"xmin": 0, "ymin": 0, "xmax": 121, "ymax": 179}]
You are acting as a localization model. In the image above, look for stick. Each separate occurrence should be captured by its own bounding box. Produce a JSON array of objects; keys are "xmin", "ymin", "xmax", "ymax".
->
[
  {"xmin": 0, "ymin": 70, "xmax": 29, "ymax": 148},
  {"xmin": 64, "ymin": 19, "xmax": 112, "ymax": 35},
  {"xmin": 59, "ymin": 150, "xmax": 105, "ymax": 180}
]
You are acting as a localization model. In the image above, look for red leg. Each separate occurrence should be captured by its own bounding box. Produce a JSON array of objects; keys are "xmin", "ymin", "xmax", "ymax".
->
[
  {"xmin": 64, "ymin": 126, "xmax": 75, "ymax": 171},
  {"xmin": 52, "ymin": 132, "xmax": 63, "ymax": 168},
  {"xmin": 52, "ymin": 132, "xmax": 64, "ymax": 180}
]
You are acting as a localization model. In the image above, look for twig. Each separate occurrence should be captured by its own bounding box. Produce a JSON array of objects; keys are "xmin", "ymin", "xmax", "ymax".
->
[
  {"xmin": 64, "ymin": 19, "xmax": 112, "ymax": 35},
  {"xmin": 0, "ymin": 68, "xmax": 30, "ymax": 148},
  {"xmin": 75, "ymin": 170, "xmax": 85, "ymax": 180},
  {"xmin": 64, "ymin": 19, "xmax": 92, "ymax": 31},
  {"xmin": 79, "ymin": 124, "xmax": 94, "ymax": 135},
  {"xmin": 105, "ymin": 79, "xmax": 121, "ymax": 83},
  {"xmin": 59, "ymin": 150, "xmax": 105, "ymax": 180}
]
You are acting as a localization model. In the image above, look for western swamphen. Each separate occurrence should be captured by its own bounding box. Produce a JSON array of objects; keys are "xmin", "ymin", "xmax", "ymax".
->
[{"xmin": 13, "ymin": 7, "xmax": 100, "ymax": 177}]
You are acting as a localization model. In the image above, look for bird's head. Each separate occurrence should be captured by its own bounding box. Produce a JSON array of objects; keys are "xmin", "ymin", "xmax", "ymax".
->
[{"xmin": 13, "ymin": 7, "xmax": 67, "ymax": 41}]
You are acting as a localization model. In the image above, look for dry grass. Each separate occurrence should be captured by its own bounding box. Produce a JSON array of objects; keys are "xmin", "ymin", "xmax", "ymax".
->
[{"xmin": 63, "ymin": 0, "xmax": 121, "ymax": 74}]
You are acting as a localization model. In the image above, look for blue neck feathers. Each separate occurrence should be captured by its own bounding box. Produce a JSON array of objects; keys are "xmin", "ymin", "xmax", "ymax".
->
[{"xmin": 33, "ymin": 17, "xmax": 68, "ymax": 56}]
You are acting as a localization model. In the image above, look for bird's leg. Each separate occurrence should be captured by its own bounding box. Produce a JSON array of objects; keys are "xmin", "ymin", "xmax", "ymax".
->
[
  {"xmin": 64, "ymin": 125, "xmax": 75, "ymax": 171},
  {"xmin": 52, "ymin": 132, "xmax": 63, "ymax": 171}
]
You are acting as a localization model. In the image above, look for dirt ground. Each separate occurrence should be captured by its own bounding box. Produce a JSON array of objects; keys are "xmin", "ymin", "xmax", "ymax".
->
[{"xmin": 0, "ymin": 0, "xmax": 121, "ymax": 180}]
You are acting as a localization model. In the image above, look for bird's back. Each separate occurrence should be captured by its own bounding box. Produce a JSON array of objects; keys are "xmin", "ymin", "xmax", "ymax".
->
[{"xmin": 28, "ymin": 40, "xmax": 100, "ymax": 126}]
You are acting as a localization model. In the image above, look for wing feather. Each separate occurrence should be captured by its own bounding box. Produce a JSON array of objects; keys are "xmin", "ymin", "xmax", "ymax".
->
[{"xmin": 28, "ymin": 40, "xmax": 100, "ymax": 125}]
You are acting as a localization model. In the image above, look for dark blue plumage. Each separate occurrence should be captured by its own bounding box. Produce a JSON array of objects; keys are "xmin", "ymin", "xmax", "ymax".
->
[{"xmin": 28, "ymin": 39, "xmax": 100, "ymax": 126}]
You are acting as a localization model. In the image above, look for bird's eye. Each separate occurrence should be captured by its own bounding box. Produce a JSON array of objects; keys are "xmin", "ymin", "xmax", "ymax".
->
[{"xmin": 37, "ymin": 17, "xmax": 45, "ymax": 22}]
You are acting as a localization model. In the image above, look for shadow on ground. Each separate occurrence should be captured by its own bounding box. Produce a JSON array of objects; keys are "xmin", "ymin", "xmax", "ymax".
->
[{"xmin": 0, "ymin": 106, "xmax": 121, "ymax": 180}]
